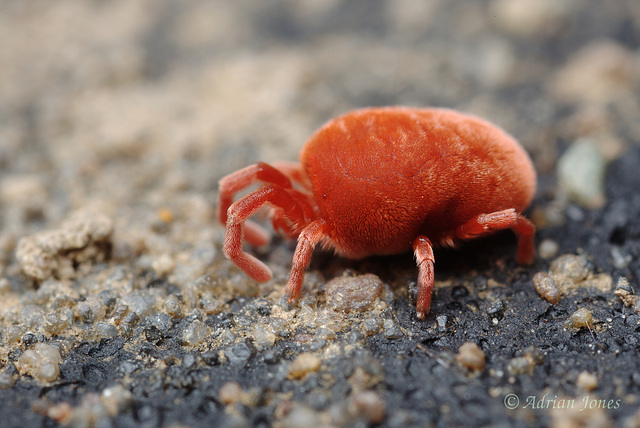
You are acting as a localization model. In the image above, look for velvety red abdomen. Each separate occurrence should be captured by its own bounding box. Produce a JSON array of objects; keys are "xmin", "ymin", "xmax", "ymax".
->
[{"xmin": 300, "ymin": 107, "xmax": 536, "ymax": 258}]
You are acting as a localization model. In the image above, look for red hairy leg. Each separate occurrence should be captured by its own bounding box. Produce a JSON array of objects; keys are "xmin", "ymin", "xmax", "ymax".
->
[
  {"xmin": 413, "ymin": 236, "xmax": 435, "ymax": 318},
  {"xmin": 455, "ymin": 208, "xmax": 536, "ymax": 265},
  {"xmin": 224, "ymin": 186, "xmax": 307, "ymax": 282},
  {"xmin": 285, "ymin": 219, "xmax": 329, "ymax": 302},
  {"xmin": 270, "ymin": 161, "xmax": 311, "ymax": 190},
  {"xmin": 218, "ymin": 162, "xmax": 296, "ymax": 246}
]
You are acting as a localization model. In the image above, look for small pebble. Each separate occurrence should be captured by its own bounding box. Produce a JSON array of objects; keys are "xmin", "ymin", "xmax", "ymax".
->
[
  {"xmin": 576, "ymin": 371, "xmax": 598, "ymax": 392},
  {"xmin": 436, "ymin": 315, "xmax": 447, "ymax": 332},
  {"xmin": 382, "ymin": 319, "xmax": 403, "ymax": 339},
  {"xmin": 456, "ymin": 342, "xmax": 486, "ymax": 372},
  {"xmin": 219, "ymin": 381, "xmax": 244, "ymax": 405},
  {"xmin": 252, "ymin": 323, "xmax": 276, "ymax": 350},
  {"xmin": 152, "ymin": 253, "xmax": 175, "ymax": 276},
  {"xmin": 557, "ymin": 138, "xmax": 606, "ymax": 209},
  {"xmin": 611, "ymin": 246, "xmax": 632, "ymax": 269},
  {"xmin": 95, "ymin": 322, "xmax": 118, "ymax": 339},
  {"xmin": 163, "ymin": 295, "xmax": 182, "ymax": 317},
  {"xmin": 183, "ymin": 320, "xmax": 207, "ymax": 346},
  {"xmin": 101, "ymin": 385, "xmax": 132, "ymax": 416},
  {"xmin": 287, "ymin": 353, "xmax": 321, "ymax": 380},
  {"xmin": 533, "ymin": 272, "xmax": 561, "ymax": 304},
  {"xmin": 325, "ymin": 273, "xmax": 384, "ymax": 313},
  {"xmin": 225, "ymin": 340, "xmax": 256, "ymax": 364},
  {"xmin": 361, "ymin": 317, "xmax": 381, "ymax": 336},
  {"xmin": 507, "ymin": 346, "xmax": 543, "ymax": 375},
  {"xmin": 0, "ymin": 366, "xmax": 17, "ymax": 389},
  {"xmin": 549, "ymin": 254, "xmax": 589, "ymax": 288},
  {"xmin": 37, "ymin": 362, "xmax": 60, "ymax": 383},
  {"xmin": 538, "ymin": 239, "xmax": 559, "ymax": 260},
  {"xmin": 566, "ymin": 308, "xmax": 594, "ymax": 329},
  {"xmin": 351, "ymin": 390, "xmax": 386, "ymax": 424},
  {"xmin": 614, "ymin": 277, "xmax": 638, "ymax": 311}
]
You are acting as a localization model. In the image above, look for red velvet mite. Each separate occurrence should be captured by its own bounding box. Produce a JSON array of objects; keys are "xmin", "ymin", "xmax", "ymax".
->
[{"xmin": 218, "ymin": 107, "xmax": 536, "ymax": 318}]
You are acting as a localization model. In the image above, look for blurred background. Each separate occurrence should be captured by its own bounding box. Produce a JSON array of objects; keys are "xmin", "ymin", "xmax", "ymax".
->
[{"xmin": 1, "ymin": 0, "xmax": 638, "ymax": 237}]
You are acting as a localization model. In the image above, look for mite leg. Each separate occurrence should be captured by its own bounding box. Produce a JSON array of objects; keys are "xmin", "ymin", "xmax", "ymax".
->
[
  {"xmin": 218, "ymin": 162, "xmax": 300, "ymax": 246},
  {"xmin": 271, "ymin": 161, "xmax": 312, "ymax": 190},
  {"xmin": 455, "ymin": 208, "xmax": 536, "ymax": 265},
  {"xmin": 285, "ymin": 219, "xmax": 329, "ymax": 302},
  {"xmin": 224, "ymin": 186, "xmax": 306, "ymax": 282},
  {"xmin": 413, "ymin": 236, "xmax": 435, "ymax": 319}
]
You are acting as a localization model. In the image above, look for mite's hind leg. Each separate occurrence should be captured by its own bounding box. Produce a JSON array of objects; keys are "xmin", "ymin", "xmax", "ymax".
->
[
  {"xmin": 413, "ymin": 236, "xmax": 435, "ymax": 319},
  {"xmin": 455, "ymin": 208, "xmax": 536, "ymax": 265}
]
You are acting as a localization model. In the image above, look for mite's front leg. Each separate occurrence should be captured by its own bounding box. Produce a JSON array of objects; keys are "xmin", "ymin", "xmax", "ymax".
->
[{"xmin": 224, "ymin": 186, "xmax": 305, "ymax": 282}]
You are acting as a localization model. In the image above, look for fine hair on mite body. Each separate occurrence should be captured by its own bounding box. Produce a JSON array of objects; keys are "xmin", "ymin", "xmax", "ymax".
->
[{"xmin": 218, "ymin": 107, "xmax": 536, "ymax": 318}]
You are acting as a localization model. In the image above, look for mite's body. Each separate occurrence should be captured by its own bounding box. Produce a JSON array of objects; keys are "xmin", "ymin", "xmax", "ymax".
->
[{"xmin": 218, "ymin": 107, "xmax": 536, "ymax": 317}]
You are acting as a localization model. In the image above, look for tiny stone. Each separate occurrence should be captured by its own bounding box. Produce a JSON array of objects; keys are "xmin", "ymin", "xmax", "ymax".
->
[
  {"xmin": 507, "ymin": 356, "xmax": 535, "ymax": 376},
  {"xmin": 309, "ymin": 338, "xmax": 326, "ymax": 352},
  {"xmin": 120, "ymin": 293, "xmax": 155, "ymax": 317},
  {"xmin": 123, "ymin": 312, "xmax": 140, "ymax": 325},
  {"xmin": 95, "ymin": 322, "xmax": 118, "ymax": 339},
  {"xmin": 37, "ymin": 362, "xmax": 60, "ymax": 383},
  {"xmin": 549, "ymin": 254, "xmax": 589, "ymax": 289},
  {"xmin": 538, "ymin": 239, "xmax": 559, "ymax": 260},
  {"xmin": 43, "ymin": 312, "xmax": 70, "ymax": 336},
  {"xmin": 576, "ymin": 371, "xmax": 598, "ymax": 392},
  {"xmin": 436, "ymin": 315, "xmax": 447, "ymax": 332},
  {"xmin": 456, "ymin": 342, "xmax": 486, "ymax": 372},
  {"xmin": 347, "ymin": 330, "xmax": 364, "ymax": 344},
  {"xmin": 614, "ymin": 277, "xmax": 638, "ymax": 310},
  {"xmin": 101, "ymin": 385, "xmax": 132, "ymax": 416},
  {"xmin": 201, "ymin": 351, "xmax": 220, "ymax": 366},
  {"xmin": 144, "ymin": 325, "xmax": 163, "ymax": 344},
  {"xmin": 200, "ymin": 293, "xmax": 223, "ymax": 315},
  {"xmin": 284, "ymin": 405, "xmax": 324, "ymax": 427},
  {"xmin": 219, "ymin": 381, "xmax": 244, "ymax": 405},
  {"xmin": 17, "ymin": 349, "xmax": 41, "ymax": 377},
  {"xmin": 361, "ymin": 317, "xmax": 381, "ymax": 336},
  {"xmin": 287, "ymin": 353, "xmax": 322, "ymax": 380},
  {"xmin": 533, "ymin": 272, "xmax": 561, "ymax": 304},
  {"xmin": 163, "ymin": 295, "xmax": 182, "ymax": 317},
  {"xmin": 0, "ymin": 278, "xmax": 9, "ymax": 294},
  {"xmin": 86, "ymin": 296, "xmax": 107, "ymax": 321},
  {"xmin": 487, "ymin": 300, "xmax": 504, "ymax": 316},
  {"xmin": 6, "ymin": 326, "xmax": 25, "ymax": 344},
  {"xmin": 152, "ymin": 253, "xmax": 175, "ymax": 276},
  {"xmin": 252, "ymin": 323, "xmax": 276, "ymax": 350},
  {"xmin": 566, "ymin": 308, "xmax": 594, "ymax": 329},
  {"xmin": 383, "ymin": 319, "xmax": 404, "ymax": 339},
  {"xmin": 47, "ymin": 402, "xmax": 73, "ymax": 425},
  {"xmin": 111, "ymin": 304, "xmax": 129, "ymax": 324},
  {"xmin": 34, "ymin": 343, "xmax": 62, "ymax": 365},
  {"xmin": 225, "ymin": 340, "xmax": 256, "ymax": 364},
  {"xmin": 351, "ymin": 390, "xmax": 386, "ymax": 424},
  {"xmin": 76, "ymin": 302, "xmax": 94, "ymax": 322},
  {"xmin": 183, "ymin": 320, "xmax": 207, "ymax": 346},
  {"xmin": 611, "ymin": 246, "xmax": 632, "ymax": 269},
  {"xmin": 263, "ymin": 350, "xmax": 279, "ymax": 365},
  {"xmin": 0, "ymin": 369, "xmax": 16, "ymax": 389},
  {"xmin": 557, "ymin": 138, "xmax": 606, "ymax": 209},
  {"xmin": 270, "ymin": 317, "xmax": 291, "ymax": 338},
  {"xmin": 22, "ymin": 333, "xmax": 38, "ymax": 346},
  {"xmin": 182, "ymin": 354, "xmax": 198, "ymax": 370},
  {"xmin": 325, "ymin": 273, "xmax": 384, "ymax": 313},
  {"xmin": 149, "ymin": 312, "xmax": 172, "ymax": 333}
]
